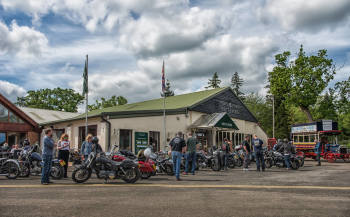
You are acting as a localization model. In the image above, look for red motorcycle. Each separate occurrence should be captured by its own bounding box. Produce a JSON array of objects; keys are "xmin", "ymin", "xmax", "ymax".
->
[{"xmin": 111, "ymin": 149, "xmax": 156, "ymax": 179}]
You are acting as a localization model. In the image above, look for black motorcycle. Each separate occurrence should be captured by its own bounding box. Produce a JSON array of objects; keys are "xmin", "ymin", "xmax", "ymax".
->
[
  {"xmin": 17, "ymin": 145, "xmax": 65, "ymax": 179},
  {"xmin": 0, "ymin": 157, "xmax": 20, "ymax": 179},
  {"xmin": 265, "ymin": 150, "xmax": 300, "ymax": 170},
  {"xmin": 72, "ymin": 147, "xmax": 140, "ymax": 184}
]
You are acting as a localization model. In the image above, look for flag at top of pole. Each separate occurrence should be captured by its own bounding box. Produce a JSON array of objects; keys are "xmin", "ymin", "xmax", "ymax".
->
[{"xmin": 162, "ymin": 60, "xmax": 165, "ymax": 93}]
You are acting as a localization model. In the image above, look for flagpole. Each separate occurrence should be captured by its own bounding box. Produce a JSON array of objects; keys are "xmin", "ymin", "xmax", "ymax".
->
[
  {"xmin": 85, "ymin": 55, "xmax": 88, "ymax": 138},
  {"xmin": 163, "ymin": 94, "xmax": 166, "ymax": 149},
  {"xmin": 162, "ymin": 60, "xmax": 167, "ymax": 150}
]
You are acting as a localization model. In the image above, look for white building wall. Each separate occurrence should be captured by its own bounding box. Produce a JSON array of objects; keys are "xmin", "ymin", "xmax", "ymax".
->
[{"xmin": 43, "ymin": 112, "xmax": 269, "ymax": 152}]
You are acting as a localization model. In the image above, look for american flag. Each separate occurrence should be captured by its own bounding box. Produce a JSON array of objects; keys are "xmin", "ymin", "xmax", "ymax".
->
[{"xmin": 162, "ymin": 60, "xmax": 165, "ymax": 93}]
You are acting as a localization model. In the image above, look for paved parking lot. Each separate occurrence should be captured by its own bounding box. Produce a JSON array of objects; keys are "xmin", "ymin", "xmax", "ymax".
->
[{"xmin": 1, "ymin": 160, "xmax": 349, "ymax": 217}]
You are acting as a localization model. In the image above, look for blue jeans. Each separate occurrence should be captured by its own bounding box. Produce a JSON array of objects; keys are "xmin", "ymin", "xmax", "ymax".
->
[
  {"xmin": 172, "ymin": 151, "xmax": 182, "ymax": 179},
  {"xmin": 41, "ymin": 154, "xmax": 52, "ymax": 183},
  {"xmin": 185, "ymin": 152, "xmax": 196, "ymax": 174},
  {"xmin": 284, "ymin": 154, "xmax": 291, "ymax": 169},
  {"xmin": 255, "ymin": 151, "xmax": 265, "ymax": 171}
]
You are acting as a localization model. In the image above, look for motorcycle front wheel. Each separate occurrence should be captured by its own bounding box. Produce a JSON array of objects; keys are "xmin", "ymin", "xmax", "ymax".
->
[
  {"xmin": 50, "ymin": 165, "xmax": 64, "ymax": 180},
  {"xmin": 19, "ymin": 164, "xmax": 30, "ymax": 177},
  {"xmin": 291, "ymin": 159, "xmax": 300, "ymax": 170},
  {"xmin": 165, "ymin": 164, "xmax": 174, "ymax": 176},
  {"xmin": 5, "ymin": 161, "xmax": 20, "ymax": 179},
  {"xmin": 72, "ymin": 168, "xmax": 92, "ymax": 183},
  {"xmin": 122, "ymin": 166, "xmax": 140, "ymax": 184},
  {"xmin": 211, "ymin": 158, "xmax": 220, "ymax": 171}
]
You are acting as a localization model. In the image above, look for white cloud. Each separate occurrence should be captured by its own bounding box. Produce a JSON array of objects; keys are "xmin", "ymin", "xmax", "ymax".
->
[
  {"xmin": 0, "ymin": 20, "xmax": 48, "ymax": 57},
  {"xmin": 0, "ymin": 80, "xmax": 26, "ymax": 102},
  {"xmin": 120, "ymin": 7, "xmax": 232, "ymax": 58},
  {"xmin": 259, "ymin": 0, "xmax": 350, "ymax": 31}
]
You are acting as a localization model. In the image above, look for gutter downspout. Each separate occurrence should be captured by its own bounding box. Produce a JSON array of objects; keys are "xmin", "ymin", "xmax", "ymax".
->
[{"xmin": 101, "ymin": 115, "xmax": 111, "ymax": 151}]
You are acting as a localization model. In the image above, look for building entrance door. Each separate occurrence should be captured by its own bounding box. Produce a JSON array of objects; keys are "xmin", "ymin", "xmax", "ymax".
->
[
  {"xmin": 120, "ymin": 129, "xmax": 132, "ymax": 151},
  {"xmin": 149, "ymin": 131, "xmax": 160, "ymax": 152}
]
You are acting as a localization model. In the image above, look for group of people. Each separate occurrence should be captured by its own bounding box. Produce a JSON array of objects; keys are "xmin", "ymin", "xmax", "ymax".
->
[
  {"xmin": 41, "ymin": 129, "xmax": 95, "ymax": 185},
  {"xmin": 168, "ymin": 132, "xmax": 267, "ymax": 181}
]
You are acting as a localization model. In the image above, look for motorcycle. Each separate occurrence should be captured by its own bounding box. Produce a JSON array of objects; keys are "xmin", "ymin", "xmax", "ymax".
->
[
  {"xmin": 17, "ymin": 145, "xmax": 65, "ymax": 179},
  {"xmin": 72, "ymin": 146, "xmax": 140, "ymax": 184},
  {"xmin": 0, "ymin": 157, "xmax": 20, "ymax": 179},
  {"xmin": 265, "ymin": 150, "xmax": 300, "ymax": 170},
  {"xmin": 69, "ymin": 150, "xmax": 82, "ymax": 166},
  {"xmin": 150, "ymin": 151, "xmax": 173, "ymax": 176},
  {"xmin": 110, "ymin": 146, "xmax": 156, "ymax": 179}
]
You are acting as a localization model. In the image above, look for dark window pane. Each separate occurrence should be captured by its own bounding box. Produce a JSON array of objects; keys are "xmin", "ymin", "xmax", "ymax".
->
[
  {"xmin": 9, "ymin": 112, "xmax": 19, "ymax": 123},
  {"xmin": 0, "ymin": 104, "xmax": 8, "ymax": 122}
]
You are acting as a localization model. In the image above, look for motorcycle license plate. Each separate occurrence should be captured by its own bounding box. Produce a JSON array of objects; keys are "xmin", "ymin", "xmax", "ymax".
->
[{"xmin": 59, "ymin": 161, "xmax": 66, "ymax": 166}]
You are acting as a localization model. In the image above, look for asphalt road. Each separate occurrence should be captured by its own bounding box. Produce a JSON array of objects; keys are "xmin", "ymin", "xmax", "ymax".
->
[{"xmin": 0, "ymin": 160, "xmax": 349, "ymax": 217}]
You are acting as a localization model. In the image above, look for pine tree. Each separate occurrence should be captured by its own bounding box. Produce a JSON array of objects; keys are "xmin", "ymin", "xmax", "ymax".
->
[
  {"xmin": 231, "ymin": 72, "xmax": 244, "ymax": 99},
  {"xmin": 206, "ymin": 72, "xmax": 221, "ymax": 89},
  {"xmin": 161, "ymin": 79, "xmax": 175, "ymax": 97}
]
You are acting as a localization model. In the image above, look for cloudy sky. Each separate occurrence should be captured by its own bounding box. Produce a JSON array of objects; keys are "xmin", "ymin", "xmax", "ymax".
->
[{"xmin": 0, "ymin": 0, "xmax": 349, "ymax": 106}]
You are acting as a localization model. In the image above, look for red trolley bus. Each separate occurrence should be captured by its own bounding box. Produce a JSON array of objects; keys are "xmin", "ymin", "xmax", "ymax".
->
[{"xmin": 291, "ymin": 120, "xmax": 349, "ymax": 162}]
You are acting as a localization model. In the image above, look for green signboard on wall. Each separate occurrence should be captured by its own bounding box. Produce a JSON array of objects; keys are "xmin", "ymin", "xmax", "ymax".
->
[{"xmin": 135, "ymin": 132, "xmax": 148, "ymax": 154}]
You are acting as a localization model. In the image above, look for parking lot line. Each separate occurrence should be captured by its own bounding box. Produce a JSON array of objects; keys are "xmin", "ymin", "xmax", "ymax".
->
[{"xmin": 1, "ymin": 184, "xmax": 350, "ymax": 190}]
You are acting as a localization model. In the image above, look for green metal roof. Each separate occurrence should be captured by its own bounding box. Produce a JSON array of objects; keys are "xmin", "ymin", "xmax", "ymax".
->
[{"xmin": 43, "ymin": 87, "xmax": 228, "ymax": 124}]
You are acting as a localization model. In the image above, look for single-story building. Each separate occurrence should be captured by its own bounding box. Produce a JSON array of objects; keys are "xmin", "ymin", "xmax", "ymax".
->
[
  {"xmin": 0, "ymin": 92, "xmax": 80, "ymax": 147},
  {"xmin": 42, "ymin": 87, "xmax": 268, "ymax": 153},
  {"xmin": 0, "ymin": 93, "xmax": 41, "ymax": 146}
]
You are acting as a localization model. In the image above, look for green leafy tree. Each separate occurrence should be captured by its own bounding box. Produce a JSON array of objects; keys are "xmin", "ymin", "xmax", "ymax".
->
[
  {"xmin": 161, "ymin": 79, "xmax": 175, "ymax": 97},
  {"xmin": 244, "ymin": 93, "xmax": 273, "ymax": 137},
  {"xmin": 16, "ymin": 88, "xmax": 84, "ymax": 112},
  {"xmin": 313, "ymin": 90, "xmax": 338, "ymax": 121},
  {"xmin": 231, "ymin": 72, "xmax": 244, "ymax": 100},
  {"xmin": 268, "ymin": 45, "xmax": 336, "ymax": 122},
  {"xmin": 206, "ymin": 72, "xmax": 221, "ymax": 89},
  {"xmin": 333, "ymin": 76, "xmax": 350, "ymax": 145},
  {"xmin": 334, "ymin": 76, "xmax": 350, "ymax": 113},
  {"xmin": 88, "ymin": 95, "xmax": 128, "ymax": 111}
]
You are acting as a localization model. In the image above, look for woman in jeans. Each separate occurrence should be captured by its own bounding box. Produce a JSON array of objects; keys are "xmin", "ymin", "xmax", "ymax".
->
[
  {"xmin": 81, "ymin": 134, "xmax": 93, "ymax": 161},
  {"xmin": 57, "ymin": 134, "xmax": 70, "ymax": 178}
]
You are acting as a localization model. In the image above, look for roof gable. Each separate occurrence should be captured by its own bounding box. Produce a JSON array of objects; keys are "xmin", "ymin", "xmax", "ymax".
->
[
  {"xmin": 190, "ymin": 88, "xmax": 258, "ymax": 122},
  {"xmin": 0, "ymin": 93, "xmax": 39, "ymax": 128}
]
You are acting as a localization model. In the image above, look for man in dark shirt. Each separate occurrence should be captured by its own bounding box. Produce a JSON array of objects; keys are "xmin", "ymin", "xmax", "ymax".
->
[
  {"xmin": 169, "ymin": 132, "xmax": 186, "ymax": 181},
  {"xmin": 242, "ymin": 135, "xmax": 251, "ymax": 171},
  {"xmin": 184, "ymin": 132, "xmax": 199, "ymax": 175},
  {"xmin": 252, "ymin": 134, "xmax": 265, "ymax": 172}
]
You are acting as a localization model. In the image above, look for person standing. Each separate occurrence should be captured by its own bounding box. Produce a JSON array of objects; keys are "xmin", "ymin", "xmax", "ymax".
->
[
  {"xmin": 57, "ymin": 134, "xmax": 70, "ymax": 178},
  {"xmin": 184, "ymin": 132, "xmax": 199, "ymax": 175},
  {"xmin": 41, "ymin": 129, "xmax": 55, "ymax": 185},
  {"xmin": 242, "ymin": 135, "xmax": 251, "ymax": 171},
  {"xmin": 252, "ymin": 134, "xmax": 265, "ymax": 172},
  {"xmin": 315, "ymin": 139, "xmax": 322, "ymax": 166},
  {"xmin": 280, "ymin": 138, "xmax": 292, "ymax": 170},
  {"xmin": 81, "ymin": 134, "xmax": 93, "ymax": 161},
  {"xmin": 221, "ymin": 138, "xmax": 232, "ymax": 170},
  {"xmin": 169, "ymin": 132, "xmax": 186, "ymax": 181}
]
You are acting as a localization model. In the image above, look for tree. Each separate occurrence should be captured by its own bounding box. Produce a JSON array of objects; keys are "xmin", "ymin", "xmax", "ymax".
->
[
  {"xmin": 268, "ymin": 45, "xmax": 336, "ymax": 122},
  {"xmin": 206, "ymin": 72, "xmax": 221, "ymax": 89},
  {"xmin": 231, "ymin": 72, "xmax": 244, "ymax": 100},
  {"xmin": 16, "ymin": 88, "xmax": 84, "ymax": 112},
  {"xmin": 244, "ymin": 93, "xmax": 273, "ymax": 137},
  {"xmin": 161, "ymin": 79, "xmax": 175, "ymax": 97},
  {"xmin": 88, "ymin": 95, "xmax": 128, "ymax": 111},
  {"xmin": 313, "ymin": 90, "xmax": 338, "ymax": 121},
  {"xmin": 334, "ymin": 76, "xmax": 350, "ymax": 114}
]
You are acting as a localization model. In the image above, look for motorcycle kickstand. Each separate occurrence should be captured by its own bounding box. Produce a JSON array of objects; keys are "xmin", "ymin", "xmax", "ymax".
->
[{"xmin": 104, "ymin": 178, "xmax": 108, "ymax": 184}]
